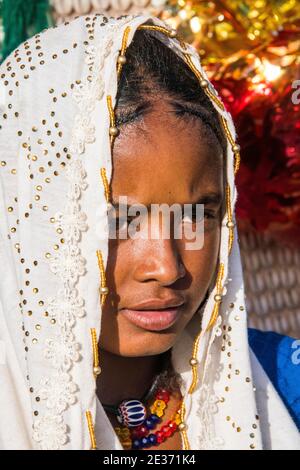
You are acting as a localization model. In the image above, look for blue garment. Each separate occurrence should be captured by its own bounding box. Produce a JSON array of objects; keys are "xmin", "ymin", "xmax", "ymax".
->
[{"xmin": 248, "ymin": 328, "xmax": 300, "ymax": 431}]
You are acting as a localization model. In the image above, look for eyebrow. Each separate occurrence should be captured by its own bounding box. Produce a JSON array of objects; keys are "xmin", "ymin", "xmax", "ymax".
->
[
  {"xmin": 115, "ymin": 102, "xmax": 152, "ymax": 126},
  {"xmin": 110, "ymin": 192, "xmax": 223, "ymax": 211},
  {"xmin": 194, "ymin": 192, "xmax": 223, "ymax": 206},
  {"xmin": 115, "ymin": 99, "xmax": 225, "ymax": 154},
  {"xmin": 172, "ymin": 101, "xmax": 213, "ymax": 128},
  {"xmin": 115, "ymin": 101, "xmax": 213, "ymax": 130}
]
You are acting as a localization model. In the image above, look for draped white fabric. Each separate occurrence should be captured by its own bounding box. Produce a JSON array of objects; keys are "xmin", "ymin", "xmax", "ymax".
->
[{"xmin": 0, "ymin": 14, "xmax": 299, "ymax": 450}]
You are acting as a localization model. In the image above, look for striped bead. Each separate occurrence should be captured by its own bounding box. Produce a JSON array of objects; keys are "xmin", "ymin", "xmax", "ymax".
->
[{"xmin": 117, "ymin": 400, "xmax": 147, "ymax": 428}]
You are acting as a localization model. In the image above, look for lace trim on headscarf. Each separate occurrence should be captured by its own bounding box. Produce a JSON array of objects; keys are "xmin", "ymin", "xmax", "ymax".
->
[{"xmin": 31, "ymin": 18, "xmax": 121, "ymax": 450}]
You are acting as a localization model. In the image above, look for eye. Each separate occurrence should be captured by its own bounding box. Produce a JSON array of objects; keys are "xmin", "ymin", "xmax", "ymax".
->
[
  {"xmin": 115, "ymin": 215, "xmax": 136, "ymax": 231},
  {"xmin": 182, "ymin": 205, "xmax": 216, "ymax": 224},
  {"xmin": 203, "ymin": 210, "xmax": 216, "ymax": 220},
  {"xmin": 109, "ymin": 213, "xmax": 142, "ymax": 234}
]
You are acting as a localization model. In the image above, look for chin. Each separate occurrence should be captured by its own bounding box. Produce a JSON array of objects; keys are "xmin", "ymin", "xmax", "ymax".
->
[{"xmin": 109, "ymin": 330, "xmax": 178, "ymax": 357}]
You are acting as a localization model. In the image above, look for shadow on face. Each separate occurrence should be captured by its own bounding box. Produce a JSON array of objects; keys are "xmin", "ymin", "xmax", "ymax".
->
[{"xmin": 99, "ymin": 99, "xmax": 225, "ymax": 358}]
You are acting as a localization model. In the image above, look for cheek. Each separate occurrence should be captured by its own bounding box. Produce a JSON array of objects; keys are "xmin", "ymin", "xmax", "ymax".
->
[
  {"xmin": 181, "ymin": 227, "xmax": 221, "ymax": 297},
  {"xmin": 107, "ymin": 225, "xmax": 221, "ymax": 301},
  {"xmin": 105, "ymin": 238, "xmax": 133, "ymax": 300}
]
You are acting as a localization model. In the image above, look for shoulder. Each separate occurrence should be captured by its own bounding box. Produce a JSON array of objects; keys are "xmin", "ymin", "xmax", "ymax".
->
[{"xmin": 248, "ymin": 328, "xmax": 300, "ymax": 430}]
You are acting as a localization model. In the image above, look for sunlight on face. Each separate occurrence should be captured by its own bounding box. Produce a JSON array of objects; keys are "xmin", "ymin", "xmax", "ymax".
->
[{"xmin": 99, "ymin": 100, "xmax": 224, "ymax": 357}]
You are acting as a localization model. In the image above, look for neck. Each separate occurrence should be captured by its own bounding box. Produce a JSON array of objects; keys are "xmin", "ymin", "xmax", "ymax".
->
[{"xmin": 97, "ymin": 349, "xmax": 168, "ymax": 406}]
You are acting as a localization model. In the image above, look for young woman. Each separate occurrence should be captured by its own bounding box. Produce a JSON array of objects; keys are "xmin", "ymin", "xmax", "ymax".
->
[{"xmin": 0, "ymin": 14, "xmax": 299, "ymax": 450}]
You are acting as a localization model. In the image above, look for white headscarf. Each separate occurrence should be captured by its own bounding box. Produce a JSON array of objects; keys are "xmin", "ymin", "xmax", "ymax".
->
[{"xmin": 0, "ymin": 13, "xmax": 299, "ymax": 450}]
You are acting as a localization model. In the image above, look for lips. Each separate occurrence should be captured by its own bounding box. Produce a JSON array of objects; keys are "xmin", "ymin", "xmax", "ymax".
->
[{"xmin": 119, "ymin": 298, "xmax": 184, "ymax": 332}]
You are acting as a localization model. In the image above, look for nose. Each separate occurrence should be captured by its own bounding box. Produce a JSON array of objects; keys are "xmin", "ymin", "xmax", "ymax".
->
[{"xmin": 133, "ymin": 237, "xmax": 186, "ymax": 286}]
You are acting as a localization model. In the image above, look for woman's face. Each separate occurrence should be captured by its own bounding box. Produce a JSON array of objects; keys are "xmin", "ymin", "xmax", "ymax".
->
[{"xmin": 99, "ymin": 100, "xmax": 224, "ymax": 357}]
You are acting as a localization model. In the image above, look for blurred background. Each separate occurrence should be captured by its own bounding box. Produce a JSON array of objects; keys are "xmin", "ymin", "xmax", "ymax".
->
[{"xmin": 0, "ymin": 0, "xmax": 299, "ymax": 337}]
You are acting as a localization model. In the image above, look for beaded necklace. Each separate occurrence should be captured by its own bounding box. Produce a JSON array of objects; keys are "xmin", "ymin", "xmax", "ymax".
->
[
  {"xmin": 112, "ymin": 387, "xmax": 182, "ymax": 450},
  {"xmin": 102, "ymin": 355, "xmax": 183, "ymax": 450}
]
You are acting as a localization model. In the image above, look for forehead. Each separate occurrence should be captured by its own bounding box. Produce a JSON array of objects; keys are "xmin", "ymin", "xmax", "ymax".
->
[{"xmin": 112, "ymin": 103, "xmax": 224, "ymax": 205}]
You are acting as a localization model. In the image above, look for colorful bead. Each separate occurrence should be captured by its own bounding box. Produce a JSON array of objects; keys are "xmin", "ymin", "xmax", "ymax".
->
[
  {"xmin": 145, "ymin": 418, "xmax": 156, "ymax": 430},
  {"xmin": 163, "ymin": 426, "xmax": 173, "ymax": 438},
  {"xmin": 117, "ymin": 399, "xmax": 147, "ymax": 428},
  {"xmin": 148, "ymin": 433, "xmax": 158, "ymax": 445},
  {"xmin": 155, "ymin": 408, "xmax": 164, "ymax": 418},
  {"xmin": 156, "ymin": 431, "xmax": 165, "ymax": 444},
  {"xmin": 122, "ymin": 439, "xmax": 132, "ymax": 450},
  {"xmin": 114, "ymin": 388, "xmax": 182, "ymax": 449},
  {"xmin": 150, "ymin": 398, "xmax": 167, "ymax": 417},
  {"xmin": 141, "ymin": 436, "xmax": 150, "ymax": 448},
  {"xmin": 115, "ymin": 426, "xmax": 131, "ymax": 439},
  {"xmin": 156, "ymin": 399, "xmax": 167, "ymax": 409},
  {"xmin": 132, "ymin": 439, "xmax": 142, "ymax": 450},
  {"xmin": 131, "ymin": 425, "xmax": 148, "ymax": 439},
  {"xmin": 149, "ymin": 413, "xmax": 160, "ymax": 424},
  {"xmin": 155, "ymin": 389, "xmax": 170, "ymax": 402},
  {"xmin": 149, "ymin": 404, "xmax": 156, "ymax": 414},
  {"xmin": 168, "ymin": 421, "xmax": 178, "ymax": 434}
]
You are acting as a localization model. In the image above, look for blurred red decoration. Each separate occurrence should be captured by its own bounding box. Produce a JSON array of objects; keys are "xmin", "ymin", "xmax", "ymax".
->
[{"xmin": 161, "ymin": 2, "xmax": 300, "ymax": 246}]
